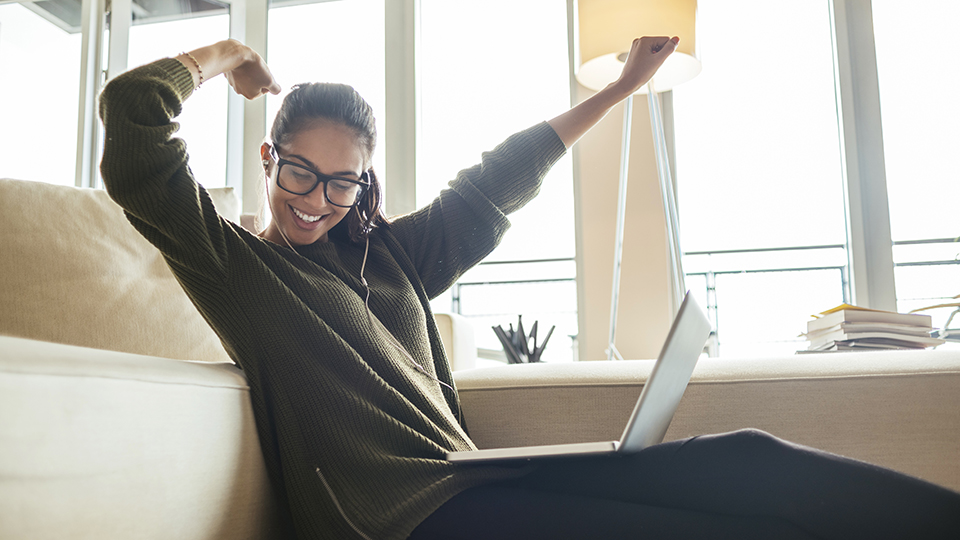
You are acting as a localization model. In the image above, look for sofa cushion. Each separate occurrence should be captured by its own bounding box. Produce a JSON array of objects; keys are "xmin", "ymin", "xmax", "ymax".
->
[
  {"xmin": 0, "ymin": 335, "xmax": 279, "ymax": 539},
  {"xmin": 0, "ymin": 178, "xmax": 236, "ymax": 362}
]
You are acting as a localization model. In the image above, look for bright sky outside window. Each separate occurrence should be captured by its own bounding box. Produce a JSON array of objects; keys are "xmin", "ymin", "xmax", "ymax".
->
[
  {"xmin": 0, "ymin": 3, "xmax": 82, "ymax": 186},
  {"xmin": 127, "ymin": 13, "xmax": 231, "ymax": 188},
  {"xmin": 873, "ymin": 1, "xmax": 960, "ymax": 244},
  {"xmin": 672, "ymin": 0, "xmax": 847, "ymax": 357},
  {"xmin": 872, "ymin": 0, "xmax": 960, "ymax": 330}
]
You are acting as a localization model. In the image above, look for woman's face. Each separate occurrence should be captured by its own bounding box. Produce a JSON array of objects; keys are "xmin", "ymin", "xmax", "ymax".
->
[{"xmin": 261, "ymin": 121, "xmax": 367, "ymax": 246}]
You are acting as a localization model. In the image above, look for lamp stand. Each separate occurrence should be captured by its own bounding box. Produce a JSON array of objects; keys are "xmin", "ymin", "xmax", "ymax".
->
[
  {"xmin": 607, "ymin": 83, "xmax": 686, "ymax": 361},
  {"xmin": 606, "ymin": 94, "xmax": 634, "ymax": 361}
]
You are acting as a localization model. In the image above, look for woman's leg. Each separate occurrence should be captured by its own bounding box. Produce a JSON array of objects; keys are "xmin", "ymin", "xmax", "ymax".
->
[
  {"xmin": 514, "ymin": 429, "xmax": 960, "ymax": 540},
  {"xmin": 409, "ymin": 483, "xmax": 817, "ymax": 540}
]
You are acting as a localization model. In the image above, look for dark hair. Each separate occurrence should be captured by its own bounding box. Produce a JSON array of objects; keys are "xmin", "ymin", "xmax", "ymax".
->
[{"xmin": 269, "ymin": 83, "xmax": 389, "ymax": 244}]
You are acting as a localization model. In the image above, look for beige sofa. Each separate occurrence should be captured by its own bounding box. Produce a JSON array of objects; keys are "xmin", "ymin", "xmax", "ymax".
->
[{"xmin": 2, "ymin": 178, "xmax": 959, "ymax": 539}]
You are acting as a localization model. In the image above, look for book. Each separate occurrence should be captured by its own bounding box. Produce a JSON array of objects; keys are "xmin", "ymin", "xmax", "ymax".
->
[
  {"xmin": 807, "ymin": 332, "xmax": 944, "ymax": 350},
  {"xmin": 808, "ymin": 337, "xmax": 945, "ymax": 351},
  {"xmin": 807, "ymin": 305, "xmax": 932, "ymax": 334},
  {"xmin": 802, "ymin": 304, "xmax": 944, "ymax": 353},
  {"xmin": 804, "ymin": 322, "xmax": 934, "ymax": 340}
]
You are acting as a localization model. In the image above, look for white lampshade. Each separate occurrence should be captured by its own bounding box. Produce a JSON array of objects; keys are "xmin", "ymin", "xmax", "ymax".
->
[{"xmin": 576, "ymin": 0, "xmax": 701, "ymax": 94}]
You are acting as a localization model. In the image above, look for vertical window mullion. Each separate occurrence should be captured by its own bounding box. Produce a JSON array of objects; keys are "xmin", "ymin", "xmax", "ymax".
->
[
  {"xmin": 384, "ymin": 0, "xmax": 418, "ymax": 217},
  {"xmin": 105, "ymin": 0, "xmax": 131, "ymax": 81},
  {"xmin": 830, "ymin": 0, "xmax": 897, "ymax": 310},
  {"xmin": 240, "ymin": 0, "xmax": 268, "ymax": 216},
  {"xmin": 225, "ymin": 0, "xmax": 247, "ymax": 202},
  {"xmin": 75, "ymin": 0, "xmax": 107, "ymax": 188}
]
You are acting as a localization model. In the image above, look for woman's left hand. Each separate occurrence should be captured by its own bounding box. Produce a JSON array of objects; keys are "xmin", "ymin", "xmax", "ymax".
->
[
  {"xmin": 544, "ymin": 35, "xmax": 680, "ymax": 148},
  {"xmin": 609, "ymin": 36, "xmax": 679, "ymax": 96}
]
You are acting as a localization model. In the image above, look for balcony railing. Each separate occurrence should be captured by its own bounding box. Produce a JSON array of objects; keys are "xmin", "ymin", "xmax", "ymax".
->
[{"xmin": 445, "ymin": 238, "xmax": 958, "ymax": 361}]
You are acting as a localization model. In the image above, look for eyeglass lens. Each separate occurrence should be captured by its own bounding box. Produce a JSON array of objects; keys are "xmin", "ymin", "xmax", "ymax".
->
[{"xmin": 277, "ymin": 163, "xmax": 363, "ymax": 207}]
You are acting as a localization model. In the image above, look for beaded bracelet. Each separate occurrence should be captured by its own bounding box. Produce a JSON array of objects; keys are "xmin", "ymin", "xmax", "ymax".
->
[{"xmin": 181, "ymin": 51, "xmax": 203, "ymax": 89}]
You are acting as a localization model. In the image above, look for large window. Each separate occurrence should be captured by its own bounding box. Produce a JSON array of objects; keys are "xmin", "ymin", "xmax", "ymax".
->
[
  {"xmin": 418, "ymin": 0, "xmax": 577, "ymax": 362},
  {"xmin": 9, "ymin": 0, "xmax": 954, "ymax": 360},
  {"xmin": 126, "ymin": 6, "xmax": 232, "ymax": 188},
  {"xmin": 0, "ymin": 2, "xmax": 82, "ymax": 186},
  {"xmin": 872, "ymin": 0, "xmax": 960, "ymax": 332},
  {"xmin": 673, "ymin": 0, "xmax": 848, "ymax": 357}
]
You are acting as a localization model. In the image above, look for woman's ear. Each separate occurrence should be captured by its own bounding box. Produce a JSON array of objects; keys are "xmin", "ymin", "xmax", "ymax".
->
[{"xmin": 260, "ymin": 143, "xmax": 272, "ymax": 173}]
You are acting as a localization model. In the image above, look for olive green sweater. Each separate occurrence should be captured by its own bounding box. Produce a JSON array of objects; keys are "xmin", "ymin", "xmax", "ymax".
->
[{"xmin": 99, "ymin": 58, "xmax": 567, "ymax": 539}]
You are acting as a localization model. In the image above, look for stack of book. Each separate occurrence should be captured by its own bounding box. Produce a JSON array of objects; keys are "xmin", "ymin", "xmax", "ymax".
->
[{"xmin": 803, "ymin": 304, "xmax": 945, "ymax": 352}]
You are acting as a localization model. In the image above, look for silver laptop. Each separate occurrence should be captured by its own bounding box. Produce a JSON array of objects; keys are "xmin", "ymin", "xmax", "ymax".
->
[{"xmin": 446, "ymin": 292, "xmax": 711, "ymax": 463}]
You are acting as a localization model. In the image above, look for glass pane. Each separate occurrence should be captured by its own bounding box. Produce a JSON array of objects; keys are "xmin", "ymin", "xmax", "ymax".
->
[
  {"xmin": 0, "ymin": 3, "xmax": 82, "ymax": 186},
  {"xmin": 457, "ymin": 280, "xmax": 578, "ymax": 363},
  {"xmin": 873, "ymin": 0, "xmax": 960, "ymax": 243},
  {"xmin": 714, "ymin": 269, "xmax": 845, "ymax": 358},
  {"xmin": 418, "ymin": 0, "xmax": 574, "ymax": 262},
  {"xmin": 673, "ymin": 0, "xmax": 846, "ymax": 252},
  {"xmin": 266, "ymin": 0, "xmax": 386, "ymax": 182},
  {"xmin": 894, "ymin": 264, "xmax": 960, "ymax": 329},
  {"xmin": 126, "ymin": 9, "xmax": 231, "ymax": 188},
  {"xmin": 873, "ymin": 1, "xmax": 960, "ymax": 319},
  {"xmin": 671, "ymin": 0, "xmax": 848, "ymax": 358},
  {"xmin": 419, "ymin": 0, "xmax": 576, "ymax": 360}
]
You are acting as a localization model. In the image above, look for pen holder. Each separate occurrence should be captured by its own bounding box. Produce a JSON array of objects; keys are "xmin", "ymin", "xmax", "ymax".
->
[{"xmin": 492, "ymin": 316, "xmax": 555, "ymax": 364}]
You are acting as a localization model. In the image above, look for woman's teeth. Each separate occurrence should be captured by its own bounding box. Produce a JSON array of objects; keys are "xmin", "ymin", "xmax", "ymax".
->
[{"xmin": 293, "ymin": 207, "xmax": 322, "ymax": 223}]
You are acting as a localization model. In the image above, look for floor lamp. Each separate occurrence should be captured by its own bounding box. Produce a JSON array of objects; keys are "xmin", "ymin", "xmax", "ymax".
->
[{"xmin": 575, "ymin": 0, "xmax": 701, "ymax": 360}]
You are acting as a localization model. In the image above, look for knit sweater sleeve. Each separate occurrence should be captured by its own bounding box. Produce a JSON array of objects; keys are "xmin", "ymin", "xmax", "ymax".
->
[
  {"xmin": 389, "ymin": 122, "xmax": 567, "ymax": 299},
  {"xmin": 98, "ymin": 58, "xmax": 229, "ymax": 280}
]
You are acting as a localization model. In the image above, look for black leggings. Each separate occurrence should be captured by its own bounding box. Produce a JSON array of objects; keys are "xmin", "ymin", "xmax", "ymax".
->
[{"xmin": 410, "ymin": 429, "xmax": 960, "ymax": 540}]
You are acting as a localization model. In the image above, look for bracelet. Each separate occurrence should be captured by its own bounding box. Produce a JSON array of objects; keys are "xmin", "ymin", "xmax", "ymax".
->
[{"xmin": 181, "ymin": 51, "xmax": 203, "ymax": 89}]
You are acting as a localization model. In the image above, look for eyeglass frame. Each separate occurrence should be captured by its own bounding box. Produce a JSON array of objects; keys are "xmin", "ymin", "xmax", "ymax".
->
[{"xmin": 266, "ymin": 144, "xmax": 370, "ymax": 208}]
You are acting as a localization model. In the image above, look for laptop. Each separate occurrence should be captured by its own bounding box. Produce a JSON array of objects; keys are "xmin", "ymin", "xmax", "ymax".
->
[{"xmin": 446, "ymin": 292, "xmax": 711, "ymax": 463}]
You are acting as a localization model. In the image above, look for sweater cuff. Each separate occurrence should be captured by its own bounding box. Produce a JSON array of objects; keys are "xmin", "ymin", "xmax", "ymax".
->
[{"xmin": 159, "ymin": 57, "xmax": 197, "ymax": 104}]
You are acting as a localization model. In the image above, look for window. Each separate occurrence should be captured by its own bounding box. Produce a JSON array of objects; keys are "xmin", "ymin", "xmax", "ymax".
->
[
  {"xmin": 418, "ymin": 0, "xmax": 577, "ymax": 362},
  {"xmin": 126, "ymin": 4, "xmax": 232, "ymax": 188},
  {"xmin": 13, "ymin": 0, "xmax": 953, "ymax": 359},
  {"xmin": 673, "ymin": 0, "xmax": 848, "ymax": 356},
  {"xmin": 872, "ymin": 0, "xmax": 960, "ymax": 332},
  {"xmin": 0, "ymin": 2, "xmax": 82, "ymax": 186}
]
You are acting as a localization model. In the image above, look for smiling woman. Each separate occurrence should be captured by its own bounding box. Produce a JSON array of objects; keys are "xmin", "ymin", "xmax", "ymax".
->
[{"xmin": 260, "ymin": 119, "xmax": 381, "ymax": 247}]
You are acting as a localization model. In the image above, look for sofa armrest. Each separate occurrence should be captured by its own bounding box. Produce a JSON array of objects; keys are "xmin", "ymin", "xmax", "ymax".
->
[
  {"xmin": 454, "ymin": 349, "xmax": 960, "ymax": 492},
  {"xmin": 0, "ymin": 335, "xmax": 280, "ymax": 540},
  {"xmin": 434, "ymin": 312, "xmax": 477, "ymax": 371}
]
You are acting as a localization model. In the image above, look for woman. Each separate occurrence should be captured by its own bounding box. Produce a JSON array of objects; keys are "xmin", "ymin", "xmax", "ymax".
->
[{"xmin": 99, "ymin": 38, "xmax": 959, "ymax": 539}]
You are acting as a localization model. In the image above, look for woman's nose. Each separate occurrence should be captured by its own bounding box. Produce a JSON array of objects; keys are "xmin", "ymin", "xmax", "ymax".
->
[{"xmin": 303, "ymin": 184, "xmax": 330, "ymax": 209}]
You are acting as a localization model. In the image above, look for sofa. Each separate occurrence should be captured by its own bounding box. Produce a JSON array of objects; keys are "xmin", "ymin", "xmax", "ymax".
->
[{"xmin": 2, "ymin": 177, "xmax": 959, "ymax": 539}]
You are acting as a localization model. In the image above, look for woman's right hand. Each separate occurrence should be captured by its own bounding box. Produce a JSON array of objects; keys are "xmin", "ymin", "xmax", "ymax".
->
[{"xmin": 177, "ymin": 39, "xmax": 281, "ymax": 99}]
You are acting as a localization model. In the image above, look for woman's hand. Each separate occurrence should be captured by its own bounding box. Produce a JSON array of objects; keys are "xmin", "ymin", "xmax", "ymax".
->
[
  {"xmin": 177, "ymin": 40, "xmax": 281, "ymax": 99},
  {"xmin": 546, "ymin": 35, "xmax": 679, "ymax": 148},
  {"xmin": 609, "ymin": 36, "xmax": 679, "ymax": 97},
  {"xmin": 222, "ymin": 41, "xmax": 282, "ymax": 99}
]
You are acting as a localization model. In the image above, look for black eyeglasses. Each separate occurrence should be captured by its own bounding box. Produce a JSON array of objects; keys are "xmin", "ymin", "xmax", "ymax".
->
[{"xmin": 268, "ymin": 145, "xmax": 370, "ymax": 208}]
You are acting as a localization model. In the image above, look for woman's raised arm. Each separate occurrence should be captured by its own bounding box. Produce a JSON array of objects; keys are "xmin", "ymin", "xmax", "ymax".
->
[
  {"xmin": 547, "ymin": 36, "xmax": 679, "ymax": 148},
  {"xmin": 175, "ymin": 39, "xmax": 282, "ymax": 99}
]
